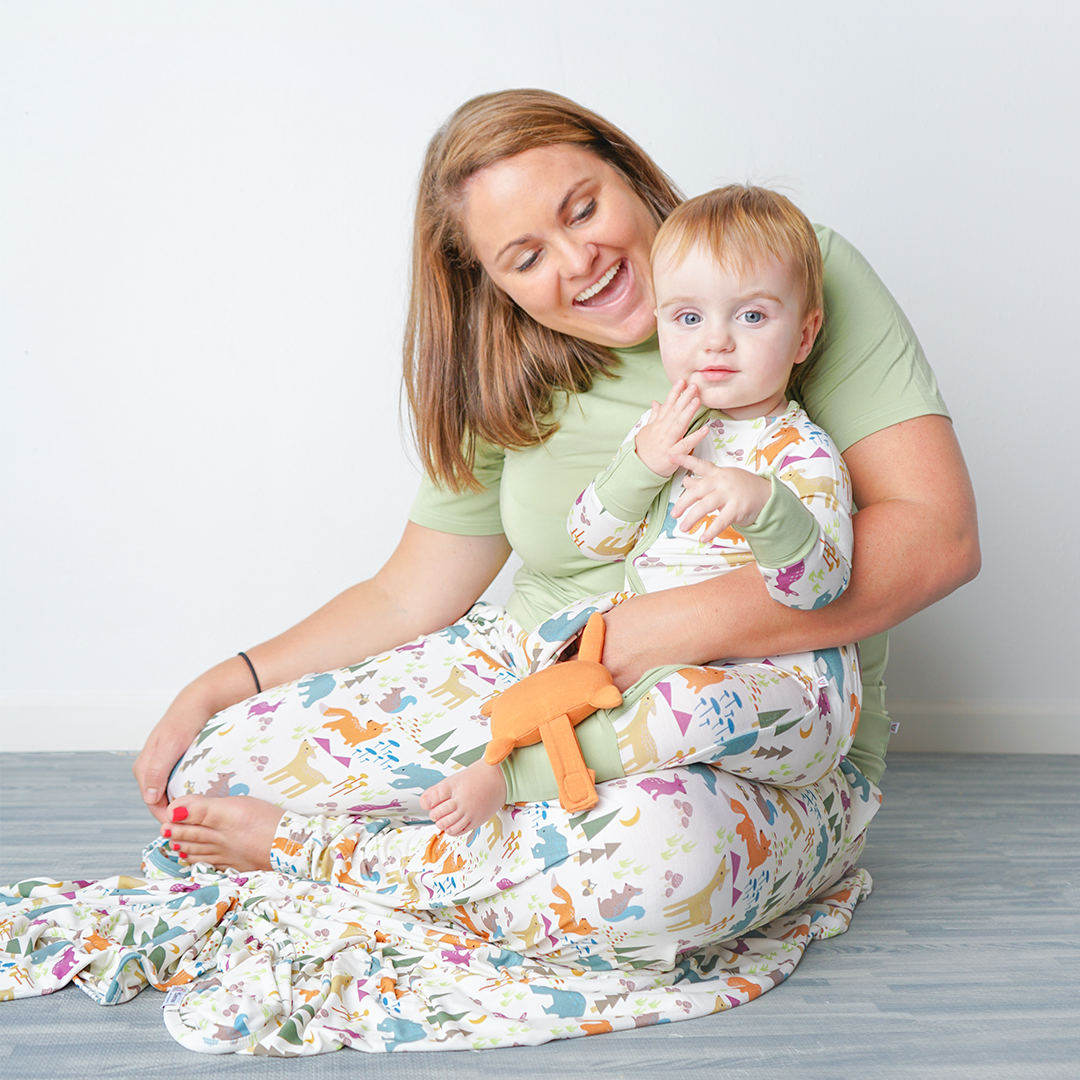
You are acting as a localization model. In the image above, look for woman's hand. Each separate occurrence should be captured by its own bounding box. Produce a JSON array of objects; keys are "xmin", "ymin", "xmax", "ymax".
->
[
  {"xmin": 133, "ymin": 656, "xmax": 259, "ymax": 823},
  {"xmin": 134, "ymin": 702, "xmax": 211, "ymax": 825},
  {"xmin": 133, "ymin": 524, "xmax": 512, "ymax": 821},
  {"xmin": 600, "ymin": 415, "xmax": 979, "ymax": 690}
]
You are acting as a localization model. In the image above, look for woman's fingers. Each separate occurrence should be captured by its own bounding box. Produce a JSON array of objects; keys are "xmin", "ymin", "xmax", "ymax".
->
[{"xmin": 134, "ymin": 744, "xmax": 182, "ymax": 823}]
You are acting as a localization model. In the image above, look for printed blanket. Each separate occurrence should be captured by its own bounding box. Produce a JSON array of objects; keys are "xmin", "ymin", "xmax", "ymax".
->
[{"xmin": 0, "ymin": 842, "xmax": 871, "ymax": 1055}]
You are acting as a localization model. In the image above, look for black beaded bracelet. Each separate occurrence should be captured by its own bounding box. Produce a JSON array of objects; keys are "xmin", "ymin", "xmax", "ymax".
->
[{"xmin": 237, "ymin": 651, "xmax": 262, "ymax": 695}]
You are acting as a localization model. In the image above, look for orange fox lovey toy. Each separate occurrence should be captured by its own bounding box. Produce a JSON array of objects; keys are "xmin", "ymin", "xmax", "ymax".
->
[{"xmin": 482, "ymin": 613, "xmax": 623, "ymax": 812}]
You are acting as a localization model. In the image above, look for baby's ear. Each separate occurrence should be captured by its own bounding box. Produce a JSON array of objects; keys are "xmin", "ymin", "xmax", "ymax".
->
[{"xmin": 794, "ymin": 308, "xmax": 824, "ymax": 365}]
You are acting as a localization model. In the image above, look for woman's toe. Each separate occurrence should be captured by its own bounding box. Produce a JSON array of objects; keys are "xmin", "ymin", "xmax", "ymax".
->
[{"xmin": 167, "ymin": 794, "xmax": 209, "ymax": 824}]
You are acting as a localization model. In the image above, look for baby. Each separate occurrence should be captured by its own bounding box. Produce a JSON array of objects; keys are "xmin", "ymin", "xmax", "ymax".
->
[{"xmin": 422, "ymin": 185, "xmax": 859, "ymax": 835}]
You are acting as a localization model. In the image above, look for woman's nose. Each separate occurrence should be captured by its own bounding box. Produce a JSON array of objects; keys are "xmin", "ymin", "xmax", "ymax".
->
[{"xmin": 561, "ymin": 238, "xmax": 599, "ymax": 277}]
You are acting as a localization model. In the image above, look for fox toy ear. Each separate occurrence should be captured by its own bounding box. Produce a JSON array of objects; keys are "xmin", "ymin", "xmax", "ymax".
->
[
  {"xmin": 576, "ymin": 613, "xmax": 607, "ymax": 665},
  {"xmin": 484, "ymin": 737, "xmax": 515, "ymax": 766},
  {"xmin": 591, "ymin": 685, "xmax": 623, "ymax": 710}
]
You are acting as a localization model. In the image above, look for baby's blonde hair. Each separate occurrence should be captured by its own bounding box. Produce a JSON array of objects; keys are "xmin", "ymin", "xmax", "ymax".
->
[{"xmin": 651, "ymin": 185, "xmax": 823, "ymax": 317}]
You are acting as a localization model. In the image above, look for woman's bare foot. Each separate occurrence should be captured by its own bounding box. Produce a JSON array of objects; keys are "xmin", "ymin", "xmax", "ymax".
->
[
  {"xmin": 420, "ymin": 760, "xmax": 507, "ymax": 836},
  {"xmin": 160, "ymin": 795, "xmax": 284, "ymax": 871}
]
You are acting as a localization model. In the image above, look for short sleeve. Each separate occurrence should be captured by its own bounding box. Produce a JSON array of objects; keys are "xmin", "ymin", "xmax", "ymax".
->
[
  {"xmin": 801, "ymin": 227, "xmax": 950, "ymax": 452},
  {"xmin": 407, "ymin": 440, "xmax": 506, "ymax": 536}
]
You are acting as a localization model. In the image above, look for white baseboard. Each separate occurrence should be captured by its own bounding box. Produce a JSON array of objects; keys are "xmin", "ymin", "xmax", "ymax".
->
[
  {"xmin": 3, "ymin": 695, "xmax": 1079, "ymax": 756},
  {"xmin": 886, "ymin": 700, "xmax": 1080, "ymax": 755},
  {"xmin": 0, "ymin": 694, "xmax": 173, "ymax": 753}
]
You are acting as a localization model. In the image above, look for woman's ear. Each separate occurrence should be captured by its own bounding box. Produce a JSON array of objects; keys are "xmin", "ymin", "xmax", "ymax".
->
[{"xmin": 793, "ymin": 308, "xmax": 824, "ymax": 366}]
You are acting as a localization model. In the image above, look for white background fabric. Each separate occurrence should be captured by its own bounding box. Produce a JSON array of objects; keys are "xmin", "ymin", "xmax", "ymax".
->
[{"xmin": 2, "ymin": 0, "xmax": 1077, "ymax": 752}]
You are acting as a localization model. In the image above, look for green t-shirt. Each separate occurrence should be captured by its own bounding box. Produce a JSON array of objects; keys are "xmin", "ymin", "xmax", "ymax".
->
[{"xmin": 409, "ymin": 227, "xmax": 949, "ymax": 784}]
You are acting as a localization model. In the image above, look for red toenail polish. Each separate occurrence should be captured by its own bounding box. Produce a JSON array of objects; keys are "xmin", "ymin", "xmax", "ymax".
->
[
  {"xmin": 163, "ymin": 829, "xmax": 171, "ymax": 838},
  {"xmin": 172, "ymin": 807, "xmax": 188, "ymax": 822}
]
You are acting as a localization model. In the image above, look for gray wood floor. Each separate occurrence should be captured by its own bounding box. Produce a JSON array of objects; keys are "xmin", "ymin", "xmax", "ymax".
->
[{"xmin": 1, "ymin": 751, "xmax": 1077, "ymax": 1080}]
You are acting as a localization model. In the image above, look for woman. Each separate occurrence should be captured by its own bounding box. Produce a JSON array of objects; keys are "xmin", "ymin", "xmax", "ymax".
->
[{"xmin": 16, "ymin": 90, "xmax": 978, "ymax": 1051}]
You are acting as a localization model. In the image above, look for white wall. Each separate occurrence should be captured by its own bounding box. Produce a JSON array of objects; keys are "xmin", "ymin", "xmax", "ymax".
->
[{"xmin": 2, "ymin": 0, "xmax": 1078, "ymax": 754}]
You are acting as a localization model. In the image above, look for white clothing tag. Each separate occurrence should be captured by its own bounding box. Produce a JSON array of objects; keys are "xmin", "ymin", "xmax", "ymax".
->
[
  {"xmin": 889, "ymin": 721, "xmax": 901, "ymax": 734},
  {"xmin": 163, "ymin": 987, "xmax": 187, "ymax": 1009}
]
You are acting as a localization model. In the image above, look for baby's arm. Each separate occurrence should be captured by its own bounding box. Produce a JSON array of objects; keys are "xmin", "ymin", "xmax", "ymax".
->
[
  {"xmin": 570, "ymin": 468, "xmax": 648, "ymax": 563},
  {"xmin": 570, "ymin": 381, "xmax": 707, "ymax": 561},
  {"xmin": 671, "ymin": 419, "xmax": 853, "ymax": 609}
]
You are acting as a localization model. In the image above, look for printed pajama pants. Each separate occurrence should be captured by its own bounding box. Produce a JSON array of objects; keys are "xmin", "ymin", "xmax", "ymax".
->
[{"xmin": 169, "ymin": 595, "xmax": 878, "ymax": 964}]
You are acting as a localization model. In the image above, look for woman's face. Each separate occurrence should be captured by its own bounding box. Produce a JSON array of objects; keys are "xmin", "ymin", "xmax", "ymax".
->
[{"xmin": 461, "ymin": 144, "xmax": 660, "ymax": 349}]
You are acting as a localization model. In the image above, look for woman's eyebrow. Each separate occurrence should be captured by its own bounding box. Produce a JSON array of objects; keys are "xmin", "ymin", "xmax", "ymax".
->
[
  {"xmin": 557, "ymin": 179, "xmax": 589, "ymax": 215},
  {"xmin": 496, "ymin": 235, "xmax": 533, "ymax": 261},
  {"xmin": 494, "ymin": 180, "xmax": 591, "ymax": 262}
]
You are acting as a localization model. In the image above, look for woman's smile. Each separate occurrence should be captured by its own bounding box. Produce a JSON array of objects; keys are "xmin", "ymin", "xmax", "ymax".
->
[
  {"xmin": 462, "ymin": 144, "xmax": 659, "ymax": 348},
  {"xmin": 574, "ymin": 259, "xmax": 624, "ymax": 304}
]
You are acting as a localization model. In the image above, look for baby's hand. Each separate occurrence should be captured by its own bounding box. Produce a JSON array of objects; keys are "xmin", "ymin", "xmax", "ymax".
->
[
  {"xmin": 634, "ymin": 381, "xmax": 706, "ymax": 476},
  {"xmin": 669, "ymin": 455, "xmax": 772, "ymax": 543}
]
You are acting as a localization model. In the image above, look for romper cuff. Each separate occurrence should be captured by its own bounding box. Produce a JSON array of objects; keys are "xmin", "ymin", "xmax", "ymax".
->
[
  {"xmin": 501, "ymin": 713, "xmax": 625, "ymax": 803},
  {"xmin": 593, "ymin": 444, "xmax": 669, "ymax": 522},
  {"xmin": 738, "ymin": 474, "xmax": 819, "ymax": 568}
]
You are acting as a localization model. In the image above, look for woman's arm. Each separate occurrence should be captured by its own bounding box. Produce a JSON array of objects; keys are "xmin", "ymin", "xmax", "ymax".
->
[
  {"xmin": 600, "ymin": 414, "xmax": 979, "ymax": 690},
  {"xmin": 133, "ymin": 523, "xmax": 512, "ymax": 821}
]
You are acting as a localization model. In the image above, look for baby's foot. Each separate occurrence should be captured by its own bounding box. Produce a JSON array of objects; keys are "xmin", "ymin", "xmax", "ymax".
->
[
  {"xmin": 420, "ymin": 760, "xmax": 507, "ymax": 836},
  {"xmin": 160, "ymin": 795, "xmax": 284, "ymax": 871}
]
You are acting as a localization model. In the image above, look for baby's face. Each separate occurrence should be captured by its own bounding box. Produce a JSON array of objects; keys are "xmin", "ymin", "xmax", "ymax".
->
[{"xmin": 652, "ymin": 241, "xmax": 820, "ymax": 420}]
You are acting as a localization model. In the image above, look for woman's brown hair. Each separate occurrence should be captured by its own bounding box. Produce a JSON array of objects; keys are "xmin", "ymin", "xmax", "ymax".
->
[{"xmin": 403, "ymin": 89, "xmax": 683, "ymax": 491}]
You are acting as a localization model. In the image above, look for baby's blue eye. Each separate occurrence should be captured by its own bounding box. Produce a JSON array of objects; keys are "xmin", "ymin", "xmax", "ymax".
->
[
  {"xmin": 742, "ymin": 311, "xmax": 764, "ymax": 324},
  {"xmin": 678, "ymin": 312, "xmax": 702, "ymax": 326}
]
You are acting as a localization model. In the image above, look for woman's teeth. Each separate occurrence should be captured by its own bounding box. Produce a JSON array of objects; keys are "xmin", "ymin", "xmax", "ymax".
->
[{"xmin": 575, "ymin": 260, "xmax": 622, "ymax": 303}]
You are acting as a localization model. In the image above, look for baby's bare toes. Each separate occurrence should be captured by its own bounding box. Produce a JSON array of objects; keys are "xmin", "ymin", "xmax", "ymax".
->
[{"xmin": 421, "ymin": 781, "xmax": 451, "ymax": 811}]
